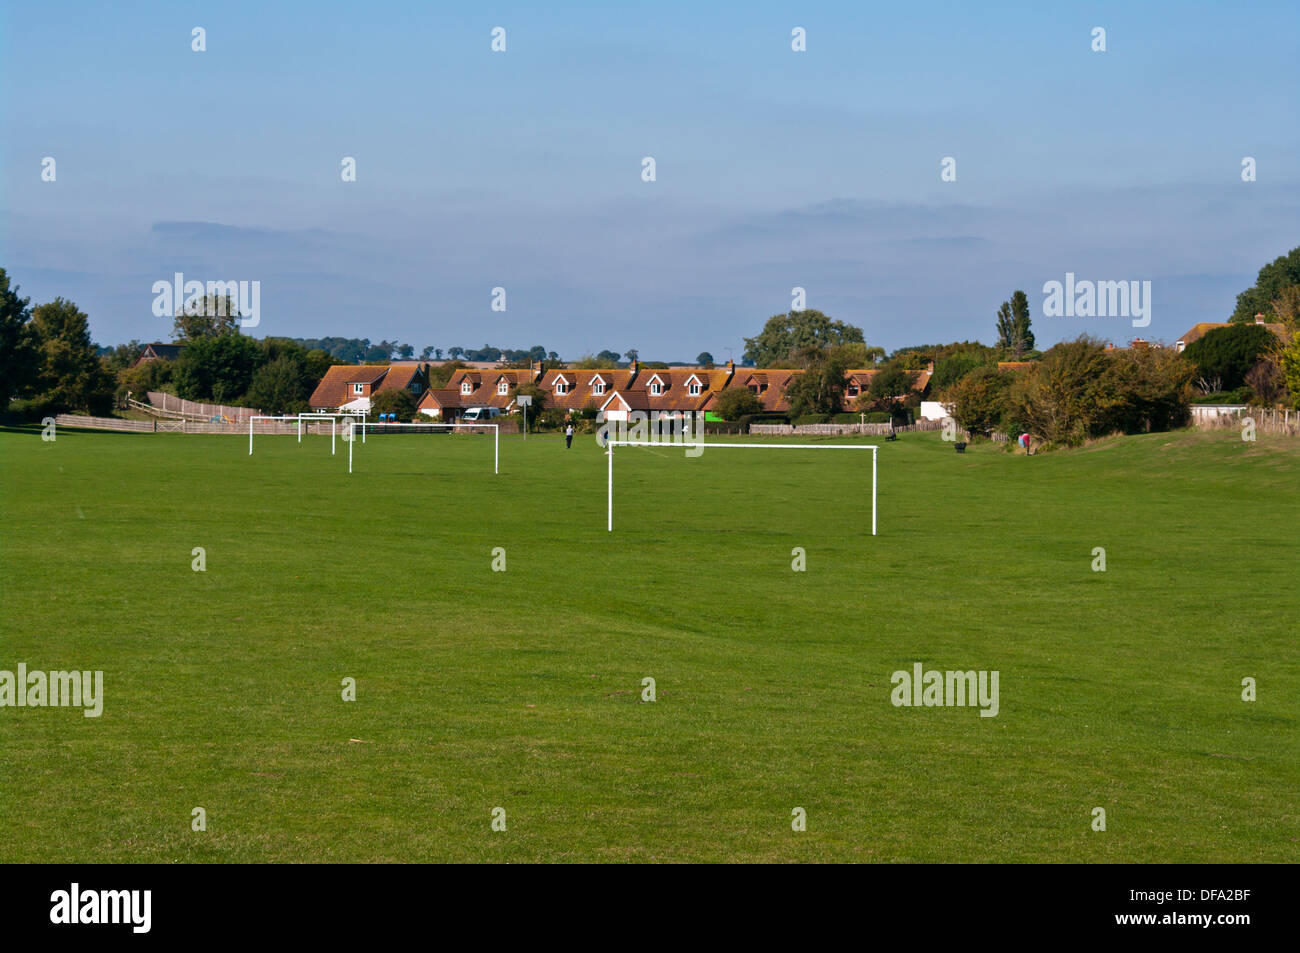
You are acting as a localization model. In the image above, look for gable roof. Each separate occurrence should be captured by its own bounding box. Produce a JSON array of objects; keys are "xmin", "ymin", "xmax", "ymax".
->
[
  {"xmin": 133, "ymin": 343, "xmax": 184, "ymax": 366},
  {"xmin": 309, "ymin": 364, "xmax": 391, "ymax": 408}
]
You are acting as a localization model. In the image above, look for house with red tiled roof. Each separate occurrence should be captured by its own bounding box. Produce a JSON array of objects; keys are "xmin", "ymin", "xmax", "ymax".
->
[
  {"xmin": 418, "ymin": 364, "xmax": 542, "ymax": 420},
  {"xmin": 308, "ymin": 363, "xmax": 430, "ymax": 412},
  {"xmin": 596, "ymin": 361, "xmax": 736, "ymax": 420}
]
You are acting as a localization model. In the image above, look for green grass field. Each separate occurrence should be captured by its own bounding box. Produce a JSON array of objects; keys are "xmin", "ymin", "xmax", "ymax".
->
[{"xmin": 1, "ymin": 424, "xmax": 1296, "ymax": 862}]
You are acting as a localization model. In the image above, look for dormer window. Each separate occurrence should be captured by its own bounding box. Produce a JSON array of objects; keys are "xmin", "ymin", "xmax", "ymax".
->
[
  {"xmin": 593, "ymin": 381, "xmax": 605, "ymax": 395},
  {"xmin": 353, "ymin": 383, "xmax": 364, "ymax": 395},
  {"xmin": 555, "ymin": 377, "xmax": 569, "ymax": 395},
  {"xmin": 651, "ymin": 382, "xmax": 662, "ymax": 395},
  {"xmin": 461, "ymin": 381, "xmax": 473, "ymax": 395},
  {"xmin": 410, "ymin": 382, "xmax": 423, "ymax": 394},
  {"xmin": 498, "ymin": 380, "xmax": 508, "ymax": 395},
  {"xmin": 686, "ymin": 376, "xmax": 703, "ymax": 396},
  {"xmin": 847, "ymin": 383, "xmax": 859, "ymax": 397}
]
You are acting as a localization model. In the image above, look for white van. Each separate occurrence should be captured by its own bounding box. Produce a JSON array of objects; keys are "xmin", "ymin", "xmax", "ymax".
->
[{"xmin": 461, "ymin": 407, "xmax": 501, "ymax": 423}]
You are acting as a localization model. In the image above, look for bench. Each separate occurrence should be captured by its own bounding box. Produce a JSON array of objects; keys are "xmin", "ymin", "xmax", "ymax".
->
[{"xmin": 954, "ymin": 441, "xmax": 966, "ymax": 453}]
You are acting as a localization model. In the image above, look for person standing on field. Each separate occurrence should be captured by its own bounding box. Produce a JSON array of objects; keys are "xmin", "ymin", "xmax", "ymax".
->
[{"xmin": 565, "ymin": 423, "xmax": 574, "ymax": 449}]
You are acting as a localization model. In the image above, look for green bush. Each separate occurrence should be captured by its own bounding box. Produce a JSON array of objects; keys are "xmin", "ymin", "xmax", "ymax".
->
[
  {"xmin": 1191, "ymin": 387, "xmax": 1252, "ymax": 404},
  {"xmin": 6, "ymin": 396, "xmax": 63, "ymax": 421},
  {"xmin": 369, "ymin": 388, "xmax": 418, "ymax": 421},
  {"xmin": 861, "ymin": 411, "xmax": 890, "ymax": 423},
  {"xmin": 736, "ymin": 413, "xmax": 789, "ymax": 433},
  {"xmin": 793, "ymin": 413, "xmax": 831, "ymax": 425}
]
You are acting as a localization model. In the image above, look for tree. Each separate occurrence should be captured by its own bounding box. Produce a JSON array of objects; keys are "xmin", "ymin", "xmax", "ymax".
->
[
  {"xmin": 946, "ymin": 365, "xmax": 1011, "ymax": 438},
  {"xmin": 1231, "ymin": 245, "xmax": 1300, "ymax": 323},
  {"xmin": 573, "ymin": 353, "xmax": 619, "ymax": 369},
  {"xmin": 101, "ymin": 340, "xmax": 143, "ymax": 374},
  {"xmin": 697, "ymin": 351, "xmax": 715, "ymax": 366},
  {"xmin": 30, "ymin": 298, "xmax": 114, "ymax": 414},
  {"xmin": 370, "ymin": 387, "xmax": 417, "ymax": 421},
  {"xmin": 172, "ymin": 333, "xmax": 261, "ymax": 403},
  {"xmin": 596, "ymin": 350, "xmax": 622, "ymax": 364},
  {"xmin": 1244, "ymin": 357, "xmax": 1286, "ymax": 407},
  {"xmin": 514, "ymin": 381, "xmax": 548, "ymax": 431},
  {"xmin": 1279, "ymin": 337, "xmax": 1300, "ymax": 409},
  {"xmin": 0, "ymin": 268, "xmax": 38, "ymax": 402},
  {"xmin": 864, "ymin": 363, "xmax": 920, "ymax": 416},
  {"xmin": 449, "ymin": 347, "xmax": 465, "ymax": 360},
  {"xmin": 713, "ymin": 386, "xmax": 763, "ymax": 420},
  {"xmin": 995, "ymin": 290, "xmax": 1034, "ymax": 358},
  {"xmin": 1005, "ymin": 338, "xmax": 1125, "ymax": 445},
  {"xmin": 427, "ymin": 361, "xmax": 465, "ymax": 390},
  {"xmin": 245, "ymin": 355, "xmax": 309, "ymax": 415},
  {"xmin": 1182, "ymin": 323, "xmax": 1277, "ymax": 391},
  {"xmin": 783, "ymin": 347, "xmax": 851, "ymax": 416},
  {"xmin": 396, "ymin": 344, "xmax": 415, "ymax": 360},
  {"xmin": 743, "ymin": 309, "xmax": 865, "ymax": 368},
  {"xmin": 172, "ymin": 294, "xmax": 241, "ymax": 341},
  {"xmin": 624, "ymin": 348, "xmax": 639, "ymax": 363},
  {"xmin": 931, "ymin": 352, "xmax": 987, "ymax": 392},
  {"xmin": 116, "ymin": 356, "xmax": 174, "ymax": 408}
]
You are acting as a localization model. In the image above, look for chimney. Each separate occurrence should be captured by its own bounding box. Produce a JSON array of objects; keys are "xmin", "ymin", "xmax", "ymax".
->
[
  {"xmin": 630, "ymin": 358, "xmax": 638, "ymax": 375},
  {"xmin": 726, "ymin": 359, "xmax": 734, "ymax": 373}
]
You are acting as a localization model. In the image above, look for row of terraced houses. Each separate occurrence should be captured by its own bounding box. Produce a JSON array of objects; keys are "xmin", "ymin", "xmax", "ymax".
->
[{"xmin": 307, "ymin": 359, "xmax": 933, "ymax": 421}]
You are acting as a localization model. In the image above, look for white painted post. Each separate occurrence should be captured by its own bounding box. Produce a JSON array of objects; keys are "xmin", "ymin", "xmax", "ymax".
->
[
  {"xmin": 607, "ymin": 441, "xmax": 613, "ymax": 531},
  {"xmin": 872, "ymin": 446, "xmax": 878, "ymax": 537},
  {"xmin": 495, "ymin": 425, "xmax": 499, "ymax": 474},
  {"xmin": 331, "ymin": 419, "xmax": 336, "ymax": 456},
  {"xmin": 348, "ymin": 420, "xmax": 353, "ymax": 473},
  {"xmin": 248, "ymin": 416, "xmax": 253, "ymax": 455}
]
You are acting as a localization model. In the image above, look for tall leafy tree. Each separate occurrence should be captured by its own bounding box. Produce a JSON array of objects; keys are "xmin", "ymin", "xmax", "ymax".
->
[
  {"xmin": 0, "ymin": 268, "xmax": 38, "ymax": 402},
  {"xmin": 1231, "ymin": 245, "xmax": 1300, "ymax": 323},
  {"xmin": 245, "ymin": 355, "xmax": 309, "ymax": 415},
  {"xmin": 1182, "ymin": 323, "xmax": 1276, "ymax": 391},
  {"xmin": 697, "ymin": 351, "xmax": 715, "ymax": 366},
  {"xmin": 172, "ymin": 334, "xmax": 261, "ymax": 403},
  {"xmin": 995, "ymin": 290, "xmax": 1034, "ymax": 358},
  {"xmin": 172, "ymin": 293, "xmax": 242, "ymax": 340},
  {"xmin": 743, "ymin": 310, "xmax": 866, "ymax": 368},
  {"xmin": 30, "ymin": 297, "xmax": 114, "ymax": 413},
  {"xmin": 783, "ymin": 346, "xmax": 851, "ymax": 416}
]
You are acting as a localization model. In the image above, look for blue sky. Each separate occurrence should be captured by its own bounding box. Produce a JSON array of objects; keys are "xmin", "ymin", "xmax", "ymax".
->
[{"xmin": 2, "ymin": 0, "xmax": 1298, "ymax": 359}]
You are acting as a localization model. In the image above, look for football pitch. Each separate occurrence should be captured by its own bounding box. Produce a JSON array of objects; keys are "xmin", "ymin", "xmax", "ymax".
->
[{"xmin": 1, "ymin": 424, "xmax": 1296, "ymax": 862}]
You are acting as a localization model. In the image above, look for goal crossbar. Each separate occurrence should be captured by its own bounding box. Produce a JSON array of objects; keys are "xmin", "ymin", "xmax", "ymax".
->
[
  {"xmin": 347, "ymin": 421, "xmax": 499, "ymax": 475},
  {"xmin": 249, "ymin": 415, "xmax": 318, "ymax": 455},
  {"xmin": 297, "ymin": 412, "xmax": 362, "ymax": 455},
  {"xmin": 604, "ymin": 440, "xmax": 878, "ymax": 534}
]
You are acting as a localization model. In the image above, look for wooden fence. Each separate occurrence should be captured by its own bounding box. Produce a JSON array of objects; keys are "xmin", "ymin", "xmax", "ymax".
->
[
  {"xmin": 1194, "ymin": 407, "xmax": 1300, "ymax": 437},
  {"xmin": 54, "ymin": 415, "xmax": 334, "ymax": 434},
  {"xmin": 749, "ymin": 419, "xmax": 990, "ymax": 437}
]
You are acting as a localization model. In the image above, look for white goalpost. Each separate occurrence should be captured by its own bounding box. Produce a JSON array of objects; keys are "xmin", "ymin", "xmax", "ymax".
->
[
  {"xmin": 295, "ymin": 412, "xmax": 363, "ymax": 455},
  {"xmin": 346, "ymin": 420, "xmax": 499, "ymax": 475},
  {"xmin": 604, "ymin": 440, "xmax": 878, "ymax": 534}
]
